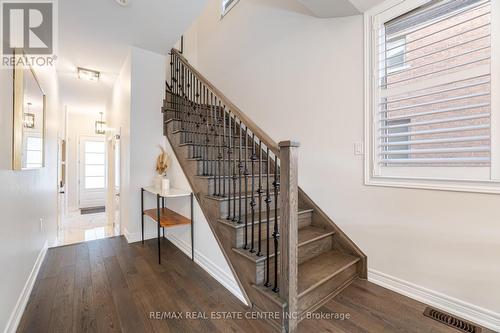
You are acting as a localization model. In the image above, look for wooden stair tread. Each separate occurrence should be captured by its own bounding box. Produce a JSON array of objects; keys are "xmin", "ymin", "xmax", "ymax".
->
[
  {"xmin": 218, "ymin": 208, "xmax": 313, "ymax": 228},
  {"xmin": 143, "ymin": 208, "xmax": 191, "ymax": 228},
  {"xmin": 298, "ymin": 250, "xmax": 359, "ymax": 296},
  {"xmin": 233, "ymin": 225, "xmax": 335, "ymax": 263}
]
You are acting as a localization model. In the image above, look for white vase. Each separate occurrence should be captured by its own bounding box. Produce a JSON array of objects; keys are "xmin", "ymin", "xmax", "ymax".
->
[
  {"xmin": 161, "ymin": 178, "xmax": 170, "ymax": 191},
  {"xmin": 154, "ymin": 175, "xmax": 162, "ymax": 189}
]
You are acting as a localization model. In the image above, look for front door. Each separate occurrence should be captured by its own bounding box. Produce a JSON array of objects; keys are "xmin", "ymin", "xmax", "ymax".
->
[{"xmin": 79, "ymin": 136, "xmax": 106, "ymax": 209}]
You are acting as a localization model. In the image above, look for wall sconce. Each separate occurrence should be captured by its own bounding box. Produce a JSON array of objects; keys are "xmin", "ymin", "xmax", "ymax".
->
[
  {"xmin": 95, "ymin": 112, "xmax": 106, "ymax": 135},
  {"xmin": 23, "ymin": 103, "xmax": 35, "ymax": 128},
  {"xmin": 78, "ymin": 67, "xmax": 100, "ymax": 82}
]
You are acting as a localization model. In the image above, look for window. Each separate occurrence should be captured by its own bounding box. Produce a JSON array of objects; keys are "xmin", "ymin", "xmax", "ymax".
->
[
  {"xmin": 365, "ymin": 0, "xmax": 500, "ymax": 193},
  {"xmin": 221, "ymin": 0, "xmax": 239, "ymax": 17},
  {"xmin": 25, "ymin": 136, "xmax": 43, "ymax": 169},
  {"xmin": 384, "ymin": 118, "xmax": 411, "ymax": 160},
  {"xmin": 84, "ymin": 141, "xmax": 105, "ymax": 190},
  {"xmin": 386, "ymin": 37, "xmax": 407, "ymax": 74}
]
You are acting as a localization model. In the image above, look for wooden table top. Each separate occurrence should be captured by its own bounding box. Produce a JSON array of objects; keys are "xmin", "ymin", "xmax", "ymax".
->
[{"xmin": 144, "ymin": 207, "xmax": 191, "ymax": 228}]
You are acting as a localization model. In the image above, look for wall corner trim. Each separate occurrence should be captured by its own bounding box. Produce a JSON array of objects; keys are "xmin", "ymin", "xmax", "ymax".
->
[
  {"xmin": 4, "ymin": 240, "xmax": 49, "ymax": 333},
  {"xmin": 368, "ymin": 269, "xmax": 500, "ymax": 332}
]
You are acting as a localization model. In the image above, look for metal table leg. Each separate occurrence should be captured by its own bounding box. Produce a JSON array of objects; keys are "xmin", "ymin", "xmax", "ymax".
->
[
  {"xmin": 162, "ymin": 198, "xmax": 166, "ymax": 239},
  {"xmin": 157, "ymin": 194, "xmax": 161, "ymax": 264},
  {"xmin": 141, "ymin": 188, "xmax": 144, "ymax": 245}
]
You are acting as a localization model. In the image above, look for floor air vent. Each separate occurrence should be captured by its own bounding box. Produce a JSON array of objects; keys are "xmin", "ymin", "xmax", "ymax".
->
[{"xmin": 423, "ymin": 307, "xmax": 481, "ymax": 333}]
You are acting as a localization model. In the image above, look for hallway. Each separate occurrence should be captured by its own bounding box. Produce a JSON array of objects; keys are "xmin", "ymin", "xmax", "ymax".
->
[{"xmin": 17, "ymin": 237, "xmax": 494, "ymax": 333}]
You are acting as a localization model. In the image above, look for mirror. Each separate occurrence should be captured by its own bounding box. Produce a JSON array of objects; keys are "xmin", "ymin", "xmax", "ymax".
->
[{"xmin": 13, "ymin": 52, "xmax": 46, "ymax": 170}]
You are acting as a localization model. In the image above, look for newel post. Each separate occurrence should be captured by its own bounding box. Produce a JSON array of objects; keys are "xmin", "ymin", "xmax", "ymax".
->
[{"xmin": 279, "ymin": 140, "xmax": 300, "ymax": 333}]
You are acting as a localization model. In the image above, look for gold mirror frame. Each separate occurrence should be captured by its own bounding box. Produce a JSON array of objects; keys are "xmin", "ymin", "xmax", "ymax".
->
[{"xmin": 12, "ymin": 50, "xmax": 47, "ymax": 170}]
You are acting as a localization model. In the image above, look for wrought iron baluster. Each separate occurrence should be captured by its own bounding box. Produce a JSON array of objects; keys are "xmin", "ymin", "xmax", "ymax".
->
[
  {"xmin": 182, "ymin": 60, "xmax": 186, "ymax": 133},
  {"xmin": 197, "ymin": 84, "xmax": 201, "ymax": 162},
  {"xmin": 250, "ymin": 134, "xmax": 256, "ymax": 253},
  {"xmin": 232, "ymin": 117, "xmax": 237, "ymax": 221},
  {"xmin": 257, "ymin": 141, "xmax": 263, "ymax": 256},
  {"xmin": 217, "ymin": 99, "xmax": 222, "ymax": 196},
  {"xmin": 210, "ymin": 93, "xmax": 216, "ymax": 177},
  {"xmin": 227, "ymin": 111, "xmax": 232, "ymax": 219},
  {"xmin": 243, "ymin": 126, "xmax": 249, "ymax": 249},
  {"xmin": 264, "ymin": 148, "xmax": 272, "ymax": 287},
  {"xmin": 237, "ymin": 120, "xmax": 243, "ymax": 223},
  {"xmin": 222, "ymin": 106, "xmax": 226, "ymax": 197},
  {"xmin": 190, "ymin": 71, "xmax": 194, "ymax": 144},
  {"xmin": 204, "ymin": 87, "xmax": 209, "ymax": 176},
  {"xmin": 212, "ymin": 94, "xmax": 218, "ymax": 196},
  {"xmin": 187, "ymin": 70, "xmax": 192, "ymax": 143},
  {"xmin": 272, "ymin": 155, "xmax": 280, "ymax": 293},
  {"xmin": 207, "ymin": 92, "xmax": 211, "ymax": 175},
  {"xmin": 174, "ymin": 56, "xmax": 179, "ymax": 131},
  {"xmin": 195, "ymin": 79, "xmax": 200, "ymax": 158}
]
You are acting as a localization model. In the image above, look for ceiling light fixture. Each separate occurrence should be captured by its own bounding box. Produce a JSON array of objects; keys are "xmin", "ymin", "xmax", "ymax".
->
[
  {"xmin": 115, "ymin": 0, "xmax": 130, "ymax": 7},
  {"xmin": 24, "ymin": 103, "xmax": 35, "ymax": 129},
  {"xmin": 78, "ymin": 67, "xmax": 100, "ymax": 82},
  {"xmin": 95, "ymin": 112, "xmax": 106, "ymax": 135}
]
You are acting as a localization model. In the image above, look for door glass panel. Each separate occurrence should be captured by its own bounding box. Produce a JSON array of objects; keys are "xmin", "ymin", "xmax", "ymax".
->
[
  {"xmin": 86, "ymin": 165, "xmax": 105, "ymax": 177},
  {"xmin": 85, "ymin": 176, "xmax": 105, "ymax": 189},
  {"xmin": 84, "ymin": 140, "xmax": 105, "ymax": 190},
  {"xmin": 85, "ymin": 152, "xmax": 105, "ymax": 165},
  {"xmin": 85, "ymin": 141, "xmax": 105, "ymax": 153}
]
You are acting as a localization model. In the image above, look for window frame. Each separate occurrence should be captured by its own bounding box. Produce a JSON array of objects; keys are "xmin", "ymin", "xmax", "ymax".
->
[{"xmin": 364, "ymin": 0, "xmax": 500, "ymax": 194}]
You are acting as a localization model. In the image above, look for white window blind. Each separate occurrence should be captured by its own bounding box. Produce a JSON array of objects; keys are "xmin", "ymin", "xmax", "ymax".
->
[{"xmin": 371, "ymin": 0, "xmax": 494, "ymax": 182}]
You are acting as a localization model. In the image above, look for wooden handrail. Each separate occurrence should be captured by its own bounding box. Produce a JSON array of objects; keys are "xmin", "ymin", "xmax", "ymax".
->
[{"xmin": 171, "ymin": 48, "xmax": 280, "ymax": 156}]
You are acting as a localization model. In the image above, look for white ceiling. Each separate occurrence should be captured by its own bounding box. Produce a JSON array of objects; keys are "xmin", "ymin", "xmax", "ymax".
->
[
  {"xmin": 349, "ymin": 0, "xmax": 387, "ymax": 12},
  {"xmin": 297, "ymin": 0, "xmax": 360, "ymax": 17},
  {"xmin": 57, "ymin": 0, "xmax": 385, "ymax": 112},
  {"xmin": 297, "ymin": 0, "xmax": 386, "ymax": 17},
  {"xmin": 57, "ymin": 0, "xmax": 208, "ymax": 112}
]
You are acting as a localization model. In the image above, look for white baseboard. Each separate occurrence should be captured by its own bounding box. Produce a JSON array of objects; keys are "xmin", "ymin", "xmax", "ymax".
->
[
  {"xmin": 368, "ymin": 269, "xmax": 500, "ymax": 332},
  {"xmin": 123, "ymin": 225, "xmax": 183, "ymax": 244},
  {"xmin": 166, "ymin": 234, "xmax": 248, "ymax": 305},
  {"xmin": 3, "ymin": 241, "xmax": 48, "ymax": 333}
]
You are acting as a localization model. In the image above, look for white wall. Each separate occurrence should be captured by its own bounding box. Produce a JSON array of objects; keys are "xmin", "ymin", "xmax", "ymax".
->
[
  {"xmin": 0, "ymin": 66, "xmax": 60, "ymax": 332},
  {"xmin": 127, "ymin": 46, "xmax": 167, "ymax": 240},
  {"xmin": 108, "ymin": 51, "xmax": 132, "ymax": 237},
  {"xmin": 180, "ymin": 0, "xmax": 500, "ymax": 326},
  {"xmin": 66, "ymin": 109, "xmax": 106, "ymax": 211}
]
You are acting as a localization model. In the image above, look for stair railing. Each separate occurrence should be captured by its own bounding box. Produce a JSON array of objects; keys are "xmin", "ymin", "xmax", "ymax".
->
[{"xmin": 166, "ymin": 48, "xmax": 299, "ymax": 332}]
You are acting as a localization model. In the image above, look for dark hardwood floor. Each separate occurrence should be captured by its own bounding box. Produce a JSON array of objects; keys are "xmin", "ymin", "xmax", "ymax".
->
[{"xmin": 17, "ymin": 236, "xmax": 494, "ymax": 333}]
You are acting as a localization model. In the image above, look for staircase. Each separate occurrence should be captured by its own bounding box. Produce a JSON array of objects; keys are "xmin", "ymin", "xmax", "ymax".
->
[{"xmin": 162, "ymin": 49, "xmax": 367, "ymax": 333}]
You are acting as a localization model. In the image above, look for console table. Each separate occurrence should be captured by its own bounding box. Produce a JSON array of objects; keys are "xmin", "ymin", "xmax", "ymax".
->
[{"xmin": 141, "ymin": 186, "xmax": 193, "ymax": 264}]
